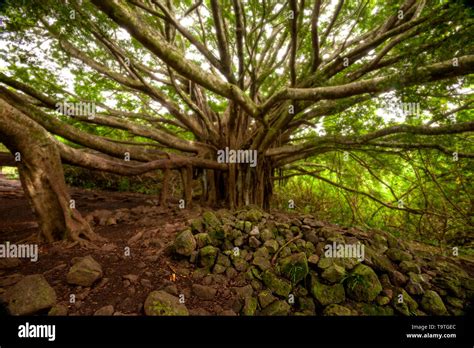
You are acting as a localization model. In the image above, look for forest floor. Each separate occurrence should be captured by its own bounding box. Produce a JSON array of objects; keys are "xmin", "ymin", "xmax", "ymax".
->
[
  {"xmin": 0, "ymin": 175, "xmax": 235, "ymax": 315},
  {"xmin": 0, "ymin": 175, "xmax": 473, "ymax": 316}
]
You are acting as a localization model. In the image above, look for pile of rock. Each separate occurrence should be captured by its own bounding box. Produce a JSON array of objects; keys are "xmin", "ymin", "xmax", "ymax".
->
[{"xmin": 172, "ymin": 206, "xmax": 473, "ymax": 316}]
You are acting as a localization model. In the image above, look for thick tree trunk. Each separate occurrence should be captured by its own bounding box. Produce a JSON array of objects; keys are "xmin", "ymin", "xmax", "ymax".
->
[
  {"xmin": 0, "ymin": 98, "xmax": 98, "ymax": 243},
  {"xmin": 203, "ymin": 160, "xmax": 273, "ymax": 210}
]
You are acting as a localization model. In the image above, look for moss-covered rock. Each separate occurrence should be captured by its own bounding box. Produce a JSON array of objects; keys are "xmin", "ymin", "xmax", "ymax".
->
[
  {"xmin": 318, "ymin": 257, "xmax": 334, "ymax": 269},
  {"xmin": 202, "ymin": 211, "xmax": 224, "ymax": 240},
  {"xmin": 323, "ymin": 304, "xmax": 353, "ymax": 316},
  {"xmin": 262, "ymin": 271, "xmax": 292, "ymax": 298},
  {"xmin": 144, "ymin": 290, "xmax": 188, "ymax": 316},
  {"xmin": 392, "ymin": 288, "xmax": 418, "ymax": 316},
  {"xmin": 260, "ymin": 300, "xmax": 291, "ymax": 315},
  {"xmin": 298, "ymin": 297, "xmax": 316, "ymax": 314},
  {"xmin": 376, "ymin": 295, "xmax": 391, "ymax": 306},
  {"xmin": 242, "ymin": 296, "xmax": 258, "ymax": 316},
  {"xmin": 322, "ymin": 264, "xmax": 346, "ymax": 283},
  {"xmin": 252, "ymin": 256, "xmax": 271, "ymax": 271},
  {"xmin": 345, "ymin": 264, "xmax": 382, "ymax": 302},
  {"xmin": 66, "ymin": 255, "xmax": 103, "ymax": 287},
  {"xmin": 174, "ymin": 229, "xmax": 197, "ymax": 256},
  {"xmin": 260, "ymin": 229, "xmax": 274, "ymax": 241},
  {"xmin": 244, "ymin": 221, "xmax": 252, "ymax": 233},
  {"xmin": 199, "ymin": 245, "xmax": 219, "ymax": 268},
  {"xmin": 432, "ymin": 275, "xmax": 464, "ymax": 298},
  {"xmin": 399, "ymin": 261, "xmax": 421, "ymax": 274},
  {"xmin": 386, "ymin": 248, "xmax": 413, "ymax": 262},
  {"xmin": 405, "ymin": 279, "xmax": 424, "ymax": 295},
  {"xmin": 190, "ymin": 218, "xmax": 204, "ymax": 233},
  {"xmin": 258, "ymin": 290, "xmax": 277, "ymax": 308},
  {"xmin": 194, "ymin": 233, "xmax": 211, "ymax": 249},
  {"xmin": 421, "ymin": 290, "xmax": 448, "ymax": 315},
  {"xmin": 232, "ymin": 257, "xmax": 249, "ymax": 272},
  {"xmin": 244, "ymin": 208, "xmax": 264, "ymax": 223},
  {"xmin": 371, "ymin": 253, "xmax": 395, "ymax": 273},
  {"xmin": 235, "ymin": 220, "xmax": 245, "ymax": 231},
  {"xmin": 279, "ymin": 252, "xmax": 309, "ymax": 284},
  {"xmin": 7, "ymin": 274, "xmax": 57, "ymax": 315},
  {"xmin": 216, "ymin": 253, "xmax": 231, "ymax": 267},
  {"xmin": 360, "ymin": 303, "xmax": 394, "ymax": 316},
  {"xmin": 446, "ymin": 296, "xmax": 464, "ymax": 309},
  {"xmin": 264, "ymin": 239, "xmax": 279, "ymax": 253},
  {"xmin": 311, "ymin": 278, "xmax": 345, "ymax": 306}
]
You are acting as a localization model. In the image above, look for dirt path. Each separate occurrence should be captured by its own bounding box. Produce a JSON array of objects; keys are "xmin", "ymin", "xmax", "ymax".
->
[{"xmin": 0, "ymin": 177, "xmax": 237, "ymax": 315}]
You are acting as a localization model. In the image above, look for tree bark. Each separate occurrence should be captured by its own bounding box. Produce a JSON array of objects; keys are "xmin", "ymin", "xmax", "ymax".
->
[{"xmin": 0, "ymin": 97, "xmax": 98, "ymax": 243}]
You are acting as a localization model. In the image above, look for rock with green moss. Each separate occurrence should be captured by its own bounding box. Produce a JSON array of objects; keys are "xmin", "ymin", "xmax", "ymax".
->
[
  {"xmin": 371, "ymin": 253, "xmax": 395, "ymax": 273},
  {"xmin": 244, "ymin": 221, "xmax": 252, "ymax": 233},
  {"xmin": 48, "ymin": 304, "xmax": 68, "ymax": 316},
  {"xmin": 462, "ymin": 278, "xmax": 474, "ymax": 291},
  {"xmin": 318, "ymin": 257, "xmax": 334, "ymax": 270},
  {"xmin": 174, "ymin": 229, "xmax": 197, "ymax": 256},
  {"xmin": 199, "ymin": 245, "xmax": 219, "ymax": 268},
  {"xmin": 345, "ymin": 264, "xmax": 382, "ymax": 302},
  {"xmin": 7, "ymin": 274, "xmax": 57, "ymax": 315},
  {"xmin": 360, "ymin": 303, "xmax": 394, "ymax": 316},
  {"xmin": 421, "ymin": 290, "xmax": 448, "ymax": 315},
  {"xmin": 373, "ymin": 233, "xmax": 388, "ymax": 250},
  {"xmin": 194, "ymin": 233, "xmax": 211, "ymax": 249},
  {"xmin": 298, "ymin": 297, "xmax": 316, "ymax": 314},
  {"xmin": 376, "ymin": 295, "xmax": 391, "ymax": 306},
  {"xmin": 216, "ymin": 253, "xmax": 231, "ymax": 267},
  {"xmin": 260, "ymin": 300, "xmax": 291, "ymax": 315},
  {"xmin": 279, "ymin": 252, "xmax": 309, "ymax": 284},
  {"xmin": 262, "ymin": 270, "xmax": 292, "ymax": 298},
  {"xmin": 253, "ymin": 256, "xmax": 271, "ymax": 271},
  {"xmin": 213, "ymin": 264, "xmax": 226, "ymax": 274},
  {"xmin": 432, "ymin": 275, "xmax": 464, "ymax": 298},
  {"xmin": 190, "ymin": 218, "xmax": 204, "ymax": 233},
  {"xmin": 408, "ymin": 272, "xmax": 429, "ymax": 288},
  {"xmin": 385, "ymin": 233, "xmax": 402, "ymax": 248},
  {"xmin": 260, "ymin": 229, "xmax": 274, "ymax": 241},
  {"xmin": 446, "ymin": 296, "xmax": 463, "ymax": 309},
  {"xmin": 323, "ymin": 304, "xmax": 353, "ymax": 316},
  {"xmin": 406, "ymin": 279, "xmax": 424, "ymax": 295},
  {"xmin": 235, "ymin": 221, "xmax": 245, "ymax": 231},
  {"xmin": 66, "ymin": 255, "xmax": 103, "ymax": 287},
  {"xmin": 202, "ymin": 211, "xmax": 224, "ymax": 240},
  {"xmin": 232, "ymin": 257, "xmax": 249, "ymax": 272},
  {"xmin": 386, "ymin": 248, "xmax": 413, "ymax": 262},
  {"xmin": 242, "ymin": 296, "xmax": 258, "ymax": 316},
  {"xmin": 254, "ymin": 247, "xmax": 270, "ymax": 259},
  {"xmin": 258, "ymin": 290, "xmax": 277, "ymax": 308},
  {"xmin": 311, "ymin": 278, "xmax": 345, "ymax": 306},
  {"xmin": 144, "ymin": 290, "xmax": 188, "ymax": 316},
  {"xmin": 264, "ymin": 239, "xmax": 279, "ymax": 253},
  {"xmin": 322, "ymin": 264, "xmax": 346, "ymax": 283},
  {"xmin": 392, "ymin": 288, "xmax": 418, "ymax": 316},
  {"xmin": 399, "ymin": 261, "xmax": 421, "ymax": 274},
  {"xmin": 244, "ymin": 208, "xmax": 263, "ymax": 223},
  {"xmin": 335, "ymin": 257, "xmax": 361, "ymax": 271},
  {"xmin": 192, "ymin": 267, "xmax": 211, "ymax": 279}
]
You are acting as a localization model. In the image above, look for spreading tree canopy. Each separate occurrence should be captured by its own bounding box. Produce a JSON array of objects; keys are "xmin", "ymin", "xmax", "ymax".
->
[{"xmin": 0, "ymin": 0, "xmax": 472, "ymax": 242}]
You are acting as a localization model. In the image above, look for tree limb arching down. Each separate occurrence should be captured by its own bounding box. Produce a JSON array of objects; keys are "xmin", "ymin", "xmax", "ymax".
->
[{"xmin": 0, "ymin": 0, "xmax": 472, "ymax": 242}]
